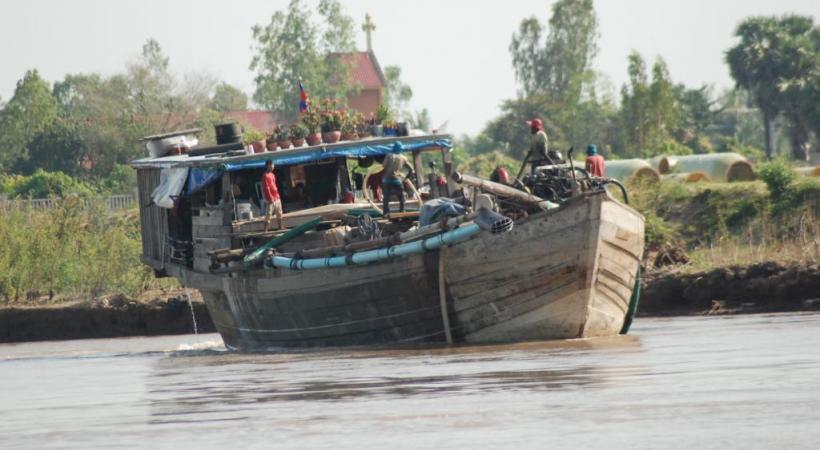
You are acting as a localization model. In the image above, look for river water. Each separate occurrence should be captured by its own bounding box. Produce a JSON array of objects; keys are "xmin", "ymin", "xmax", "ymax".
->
[{"xmin": 1, "ymin": 313, "xmax": 819, "ymax": 449}]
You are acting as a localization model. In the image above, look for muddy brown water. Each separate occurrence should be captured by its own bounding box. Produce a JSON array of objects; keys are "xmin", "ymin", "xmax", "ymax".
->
[{"xmin": 1, "ymin": 313, "xmax": 819, "ymax": 449}]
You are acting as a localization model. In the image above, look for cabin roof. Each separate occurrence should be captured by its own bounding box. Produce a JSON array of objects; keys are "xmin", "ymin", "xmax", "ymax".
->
[
  {"xmin": 130, "ymin": 134, "xmax": 453, "ymax": 171},
  {"xmin": 329, "ymin": 51, "xmax": 386, "ymax": 89}
]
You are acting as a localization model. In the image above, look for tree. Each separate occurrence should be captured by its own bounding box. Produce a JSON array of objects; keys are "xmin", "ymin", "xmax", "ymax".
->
[
  {"xmin": 510, "ymin": 0, "xmax": 598, "ymax": 106},
  {"xmin": 618, "ymin": 53, "xmax": 687, "ymax": 157},
  {"xmin": 505, "ymin": 0, "xmax": 602, "ymax": 157},
  {"xmin": 647, "ymin": 57, "xmax": 679, "ymax": 148},
  {"xmin": 250, "ymin": 0, "xmax": 356, "ymax": 117},
  {"xmin": 17, "ymin": 118, "xmax": 86, "ymax": 176},
  {"xmin": 210, "ymin": 82, "xmax": 248, "ymax": 112},
  {"xmin": 50, "ymin": 39, "xmax": 219, "ymax": 177},
  {"xmin": 383, "ymin": 65, "xmax": 413, "ymax": 119},
  {"xmin": 726, "ymin": 15, "xmax": 819, "ymax": 160},
  {"xmin": 408, "ymin": 108, "xmax": 431, "ymax": 132},
  {"xmin": 10, "ymin": 169, "xmax": 95, "ymax": 198},
  {"xmin": 53, "ymin": 73, "xmax": 143, "ymax": 177},
  {"xmin": 619, "ymin": 52, "xmax": 651, "ymax": 155},
  {"xmin": 0, "ymin": 70, "xmax": 60, "ymax": 171}
]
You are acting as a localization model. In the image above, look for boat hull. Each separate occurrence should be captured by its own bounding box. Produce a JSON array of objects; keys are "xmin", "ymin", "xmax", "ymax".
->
[{"xmin": 190, "ymin": 192, "xmax": 644, "ymax": 350}]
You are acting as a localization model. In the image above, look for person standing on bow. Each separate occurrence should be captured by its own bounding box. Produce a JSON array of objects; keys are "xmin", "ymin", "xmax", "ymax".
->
[
  {"xmin": 585, "ymin": 144, "xmax": 605, "ymax": 178},
  {"xmin": 262, "ymin": 160, "xmax": 283, "ymax": 231},
  {"xmin": 516, "ymin": 118, "xmax": 551, "ymax": 179},
  {"xmin": 381, "ymin": 142, "xmax": 413, "ymax": 214}
]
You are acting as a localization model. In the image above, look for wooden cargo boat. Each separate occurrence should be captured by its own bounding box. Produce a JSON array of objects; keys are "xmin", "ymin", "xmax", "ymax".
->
[{"xmin": 131, "ymin": 130, "xmax": 644, "ymax": 350}]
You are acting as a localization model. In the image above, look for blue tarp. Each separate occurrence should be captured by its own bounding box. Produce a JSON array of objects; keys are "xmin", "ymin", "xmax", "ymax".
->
[
  {"xmin": 221, "ymin": 139, "xmax": 452, "ymax": 172},
  {"xmin": 183, "ymin": 139, "xmax": 452, "ymax": 195},
  {"xmin": 419, "ymin": 198, "xmax": 466, "ymax": 226},
  {"xmin": 186, "ymin": 168, "xmax": 221, "ymax": 195}
]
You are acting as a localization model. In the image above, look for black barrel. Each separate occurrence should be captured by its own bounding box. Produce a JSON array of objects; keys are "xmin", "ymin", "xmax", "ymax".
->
[
  {"xmin": 214, "ymin": 123, "xmax": 242, "ymax": 145},
  {"xmin": 188, "ymin": 141, "xmax": 244, "ymax": 157}
]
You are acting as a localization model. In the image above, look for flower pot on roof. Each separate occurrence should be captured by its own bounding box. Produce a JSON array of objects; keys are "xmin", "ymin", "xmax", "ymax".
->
[
  {"xmin": 265, "ymin": 133, "xmax": 278, "ymax": 151},
  {"xmin": 244, "ymin": 130, "xmax": 267, "ymax": 153},
  {"xmin": 320, "ymin": 104, "xmax": 343, "ymax": 144},
  {"xmin": 323, "ymin": 130, "xmax": 342, "ymax": 144},
  {"xmin": 340, "ymin": 112, "xmax": 359, "ymax": 141},
  {"xmin": 289, "ymin": 123, "xmax": 307, "ymax": 147},
  {"xmin": 275, "ymin": 126, "xmax": 291, "ymax": 149},
  {"xmin": 306, "ymin": 132, "xmax": 322, "ymax": 146},
  {"xmin": 383, "ymin": 120, "xmax": 398, "ymax": 137},
  {"xmin": 354, "ymin": 112, "xmax": 371, "ymax": 138},
  {"xmin": 301, "ymin": 108, "xmax": 323, "ymax": 146}
]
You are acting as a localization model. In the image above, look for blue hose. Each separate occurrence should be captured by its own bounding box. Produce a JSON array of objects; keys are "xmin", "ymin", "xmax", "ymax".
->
[{"xmin": 271, "ymin": 223, "xmax": 481, "ymax": 270}]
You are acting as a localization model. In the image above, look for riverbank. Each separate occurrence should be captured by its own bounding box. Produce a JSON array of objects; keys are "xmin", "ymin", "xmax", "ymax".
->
[
  {"xmin": 2, "ymin": 261, "xmax": 818, "ymax": 344},
  {"xmin": 640, "ymin": 261, "xmax": 820, "ymax": 316},
  {"xmin": 0, "ymin": 289, "xmax": 214, "ymax": 344}
]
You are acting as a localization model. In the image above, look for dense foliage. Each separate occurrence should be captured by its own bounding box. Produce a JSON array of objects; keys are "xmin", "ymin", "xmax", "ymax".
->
[
  {"xmin": 0, "ymin": 200, "xmax": 174, "ymax": 303},
  {"xmin": 0, "ymin": 39, "xmax": 238, "ymax": 185}
]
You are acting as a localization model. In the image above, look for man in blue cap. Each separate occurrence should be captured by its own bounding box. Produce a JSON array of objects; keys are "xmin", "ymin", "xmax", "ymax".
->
[
  {"xmin": 585, "ymin": 144, "xmax": 605, "ymax": 177},
  {"xmin": 381, "ymin": 142, "xmax": 413, "ymax": 214}
]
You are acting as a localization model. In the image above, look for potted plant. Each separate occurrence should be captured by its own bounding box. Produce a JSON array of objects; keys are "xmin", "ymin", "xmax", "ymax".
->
[
  {"xmin": 243, "ymin": 129, "xmax": 267, "ymax": 153},
  {"xmin": 265, "ymin": 134, "xmax": 277, "ymax": 152},
  {"xmin": 355, "ymin": 112, "xmax": 371, "ymax": 138},
  {"xmin": 275, "ymin": 125, "xmax": 291, "ymax": 149},
  {"xmin": 383, "ymin": 119, "xmax": 398, "ymax": 137},
  {"xmin": 289, "ymin": 123, "xmax": 307, "ymax": 147},
  {"xmin": 302, "ymin": 109, "xmax": 322, "ymax": 146},
  {"xmin": 340, "ymin": 111, "xmax": 358, "ymax": 141},
  {"xmin": 320, "ymin": 99, "xmax": 343, "ymax": 144},
  {"xmin": 371, "ymin": 103, "xmax": 391, "ymax": 137}
]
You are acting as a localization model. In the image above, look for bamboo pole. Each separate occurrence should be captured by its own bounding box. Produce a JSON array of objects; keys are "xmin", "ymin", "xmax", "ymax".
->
[
  {"xmin": 453, "ymin": 172, "xmax": 552, "ymax": 210},
  {"xmin": 438, "ymin": 247, "xmax": 453, "ymax": 344}
]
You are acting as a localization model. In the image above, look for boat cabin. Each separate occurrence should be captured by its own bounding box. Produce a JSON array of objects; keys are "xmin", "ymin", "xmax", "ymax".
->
[{"xmin": 130, "ymin": 129, "xmax": 454, "ymax": 278}]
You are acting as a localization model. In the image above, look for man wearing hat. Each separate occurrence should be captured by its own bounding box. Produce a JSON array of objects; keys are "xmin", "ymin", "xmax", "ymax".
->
[
  {"xmin": 517, "ymin": 118, "xmax": 551, "ymax": 179},
  {"xmin": 585, "ymin": 144, "xmax": 605, "ymax": 177}
]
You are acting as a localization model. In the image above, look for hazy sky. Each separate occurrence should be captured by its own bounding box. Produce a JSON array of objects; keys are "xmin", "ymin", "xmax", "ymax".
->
[{"xmin": 1, "ymin": 0, "xmax": 818, "ymax": 135}]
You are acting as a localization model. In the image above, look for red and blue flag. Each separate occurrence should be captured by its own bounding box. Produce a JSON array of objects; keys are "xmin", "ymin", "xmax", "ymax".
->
[{"xmin": 298, "ymin": 79, "xmax": 308, "ymax": 113}]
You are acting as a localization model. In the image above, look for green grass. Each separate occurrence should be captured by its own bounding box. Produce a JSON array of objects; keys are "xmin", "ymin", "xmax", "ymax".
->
[
  {"xmin": 627, "ymin": 177, "xmax": 819, "ymax": 271},
  {"xmin": 0, "ymin": 197, "xmax": 176, "ymax": 304}
]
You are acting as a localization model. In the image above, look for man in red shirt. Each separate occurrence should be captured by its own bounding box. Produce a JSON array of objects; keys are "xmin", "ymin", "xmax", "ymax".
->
[
  {"xmin": 262, "ymin": 160, "xmax": 283, "ymax": 231},
  {"xmin": 585, "ymin": 144, "xmax": 605, "ymax": 178}
]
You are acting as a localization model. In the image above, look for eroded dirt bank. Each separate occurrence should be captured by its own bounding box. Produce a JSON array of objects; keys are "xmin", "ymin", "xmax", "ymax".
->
[
  {"xmin": 640, "ymin": 261, "xmax": 820, "ymax": 316},
  {"xmin": 0, "ymin": 290, "xmax": 214, "ymax": 344}
]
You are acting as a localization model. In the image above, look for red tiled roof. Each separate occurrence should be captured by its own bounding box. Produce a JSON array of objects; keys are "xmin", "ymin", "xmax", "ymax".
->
[
  {"xmin": 224, "ymin": 110, "xmax": 284, "ymax": 132},
  {"xmin": 339, "ymin": 51, "xmax": 385, "ymax": 89}
]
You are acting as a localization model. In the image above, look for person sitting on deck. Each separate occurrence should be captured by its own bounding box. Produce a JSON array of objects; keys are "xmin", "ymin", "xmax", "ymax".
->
[
  {"xmin": 262, "ymin": 160, "xmax": 283, "ymax": 231},
  {"xmin": 381, "ymin": 142, "xmax": 414, "ymax": 214},
  {"xmin": 585, "ymin": 144, "xmax": 605, "ymax": 178}
]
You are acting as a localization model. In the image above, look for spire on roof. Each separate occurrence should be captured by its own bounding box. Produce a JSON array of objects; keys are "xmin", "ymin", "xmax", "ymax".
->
[{"xmin": 362, "ymin": 13, "xmax": 376, "ymax": 52}]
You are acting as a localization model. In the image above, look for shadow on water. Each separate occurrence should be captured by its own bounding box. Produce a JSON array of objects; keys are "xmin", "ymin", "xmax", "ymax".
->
[{"xmin": 146, "ymin": 335, "xmax": 644, "ymax": 424}]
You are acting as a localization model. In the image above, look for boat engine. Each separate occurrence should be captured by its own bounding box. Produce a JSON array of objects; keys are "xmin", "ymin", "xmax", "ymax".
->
[{"xmin": 521, "ymin": 164, "xmax": 579, "ymax": 204}]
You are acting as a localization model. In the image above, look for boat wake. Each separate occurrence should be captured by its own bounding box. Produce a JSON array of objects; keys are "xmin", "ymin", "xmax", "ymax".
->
[{"xmin": 174, "ymin": 338, "xmax": 225, "ymax": 352}]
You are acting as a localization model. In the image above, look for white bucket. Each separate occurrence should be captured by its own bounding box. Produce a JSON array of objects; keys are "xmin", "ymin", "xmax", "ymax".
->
[{"xmin": 236, "ymin": 202, "xmax": 254, "ymax": 221}]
